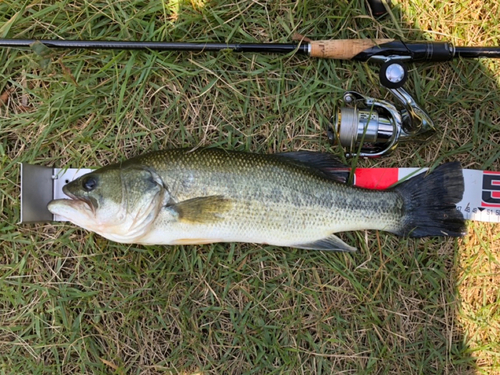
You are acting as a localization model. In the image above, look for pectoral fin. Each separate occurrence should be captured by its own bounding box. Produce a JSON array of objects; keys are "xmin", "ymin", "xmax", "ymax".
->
[
  {"xmin": 294, "ymin": 234, "xmax": 357, "ymax": 252},
  {"xmin": 168, "ymin": 195, "xmax": 233, "ymax": 224}
]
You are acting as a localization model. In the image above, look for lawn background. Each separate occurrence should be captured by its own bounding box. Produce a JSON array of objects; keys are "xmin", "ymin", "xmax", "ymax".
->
[{"xmin": 0, "ymin": 0, "xmax": 499, "ymax": 374}]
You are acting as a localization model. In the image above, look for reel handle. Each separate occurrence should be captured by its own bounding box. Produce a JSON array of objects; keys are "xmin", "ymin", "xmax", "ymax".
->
[{"xmin": 379, "ymin": 60, "xmax": 408, "ymax": 89}]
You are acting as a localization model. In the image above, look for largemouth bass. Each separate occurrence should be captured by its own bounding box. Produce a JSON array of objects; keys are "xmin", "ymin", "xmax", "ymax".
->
[{"xmin": 47, "ymin": 148, "xmax": 465, "ymax": 251}]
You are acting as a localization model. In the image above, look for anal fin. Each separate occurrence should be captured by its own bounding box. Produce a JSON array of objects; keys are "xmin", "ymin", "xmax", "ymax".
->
[{"xmin": 294, "ymin": 234, "xmax": 357, "ymax": 252}]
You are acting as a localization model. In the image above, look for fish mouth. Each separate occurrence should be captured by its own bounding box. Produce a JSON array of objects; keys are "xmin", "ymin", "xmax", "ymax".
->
[{"xmin": 62, "ymin": 188, "xmax": 96, "ymax": 215}]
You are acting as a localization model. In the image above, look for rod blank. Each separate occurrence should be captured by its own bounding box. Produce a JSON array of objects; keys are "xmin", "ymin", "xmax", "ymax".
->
[{"xmin": 0, "ymin": 39, "xmax": 308, "ymax": 54}]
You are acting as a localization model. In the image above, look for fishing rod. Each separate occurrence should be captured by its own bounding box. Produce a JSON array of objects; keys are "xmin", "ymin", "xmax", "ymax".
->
[
  {"xmin": 2, "ymin": 37, "xmax": 499, "ymax": 157},
  {"xmin": 2, "ymin": 38, "xmax": 499, "ymax": 65}
]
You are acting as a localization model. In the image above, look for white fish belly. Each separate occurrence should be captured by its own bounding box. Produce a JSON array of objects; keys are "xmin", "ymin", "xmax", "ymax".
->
[{"xmin": 137, "ymin": 193, "xmax": 402, "ymax": 246}]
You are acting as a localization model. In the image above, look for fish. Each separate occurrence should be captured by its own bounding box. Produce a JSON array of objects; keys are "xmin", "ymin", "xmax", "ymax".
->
[{"xmin": 47, "ymin": 148, "xmax": 466, "ymax": 251}]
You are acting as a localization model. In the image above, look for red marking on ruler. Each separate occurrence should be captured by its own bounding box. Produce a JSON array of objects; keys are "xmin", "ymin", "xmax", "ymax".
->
[{"xmin": 354, "ymin": 168, "xmax": 399, "ymax": 190}]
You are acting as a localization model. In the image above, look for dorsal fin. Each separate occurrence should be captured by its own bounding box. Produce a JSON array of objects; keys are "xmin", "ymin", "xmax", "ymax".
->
[{"xmin": 276, "ymin": 151, "xmax": 350, "ymax": 183}]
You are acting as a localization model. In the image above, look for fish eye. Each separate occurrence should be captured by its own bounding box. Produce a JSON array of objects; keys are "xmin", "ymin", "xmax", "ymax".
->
[{"xmin": 82, "ymin": 176, "xmax": 98, "ymax": 192}]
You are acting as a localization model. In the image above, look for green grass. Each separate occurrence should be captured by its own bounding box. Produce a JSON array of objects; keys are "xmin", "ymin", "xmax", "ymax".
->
[{"xmin": 1, "ymin": 0, "xmax": 499, "ymax": 373}]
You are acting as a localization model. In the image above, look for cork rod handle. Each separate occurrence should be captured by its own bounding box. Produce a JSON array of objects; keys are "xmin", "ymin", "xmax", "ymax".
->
[{"xmin": 309, "ymin": 39, "xmax": 394, "ymax": 59}]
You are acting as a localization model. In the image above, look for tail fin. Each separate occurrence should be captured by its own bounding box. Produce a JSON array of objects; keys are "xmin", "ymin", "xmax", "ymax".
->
[{"xmin": 393, "ymin": 162, "xmax": 466, "ymax": 237}]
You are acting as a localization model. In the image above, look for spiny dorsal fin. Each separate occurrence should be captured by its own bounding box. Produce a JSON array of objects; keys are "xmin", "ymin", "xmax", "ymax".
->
[
  {"xmin": 168, "ymin": 195, "xmax": 233, "ymax": 224},
  {"xmin": 293, "ymin": 233, "xmax": 357, "ymax": 252},
  {"xmin": 276, "ymin": 151, "xmax": 350, "ymax": 183}
]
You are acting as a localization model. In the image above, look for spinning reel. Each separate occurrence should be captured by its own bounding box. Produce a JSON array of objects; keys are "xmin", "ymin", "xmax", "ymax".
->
[{"xmin": 330, "ymin": 60, "xmax": 435, "ymax": 157}]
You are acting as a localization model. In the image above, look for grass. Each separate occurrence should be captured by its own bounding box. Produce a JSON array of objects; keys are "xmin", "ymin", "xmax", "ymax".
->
[{"xmin": 0, "ymin": 0, "xmax": 499, "ymax": 373}]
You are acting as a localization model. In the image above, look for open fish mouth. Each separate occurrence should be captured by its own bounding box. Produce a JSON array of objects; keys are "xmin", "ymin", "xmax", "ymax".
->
[{"xmin": 61, "ymin": 189, "xmax": 96, "ymax": 215}]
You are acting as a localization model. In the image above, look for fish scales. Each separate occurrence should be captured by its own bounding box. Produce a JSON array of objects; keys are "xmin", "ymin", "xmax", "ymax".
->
[{"xmin": 48, "ymin": 148, "xmax": 465, "ymax": 251}]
